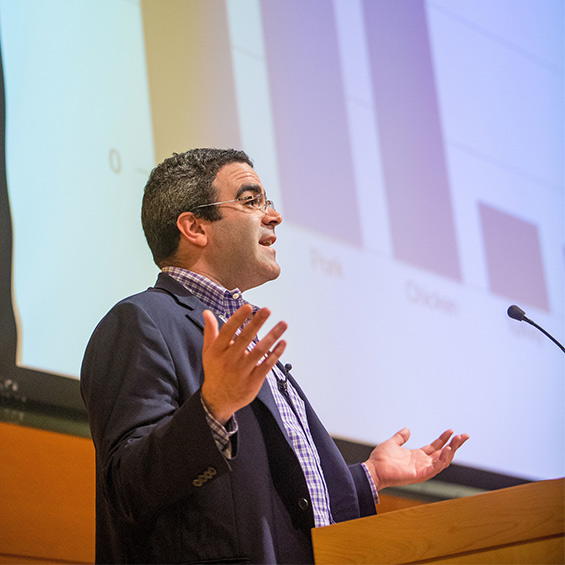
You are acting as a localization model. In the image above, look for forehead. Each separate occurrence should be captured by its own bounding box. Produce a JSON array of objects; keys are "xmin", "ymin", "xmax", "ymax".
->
[{"xmin": 214, "ymin": 162, "xmax": 264, "ymax": 198}]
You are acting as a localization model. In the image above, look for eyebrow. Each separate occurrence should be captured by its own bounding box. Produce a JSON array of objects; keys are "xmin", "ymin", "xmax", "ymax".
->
[{"xmin": 235, "ymin": 184, "xmax": 264, "ymax": 199}]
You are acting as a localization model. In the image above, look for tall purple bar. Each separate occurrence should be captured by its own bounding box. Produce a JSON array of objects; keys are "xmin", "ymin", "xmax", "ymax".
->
[
  {"xmin": 362, "ymin": 0, "xmax": 462, "ymax": 280},
  {"xmin": 480, "ymin": 203, "xmax": 549, "ymax": 311},
  {"xmin": 261, "ymin": 1, "xmax": 362, "ymax": 246}
]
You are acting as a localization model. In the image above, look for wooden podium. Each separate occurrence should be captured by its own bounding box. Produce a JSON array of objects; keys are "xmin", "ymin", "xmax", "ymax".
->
[{"xmin": 312, "ymin": 478, "xmax": 564, "ymax": 564}]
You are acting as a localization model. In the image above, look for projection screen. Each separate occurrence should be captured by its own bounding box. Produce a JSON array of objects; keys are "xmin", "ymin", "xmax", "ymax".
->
[{"xmin": 0, "ymin": 0, "xmax": 563, "ymax": 482}]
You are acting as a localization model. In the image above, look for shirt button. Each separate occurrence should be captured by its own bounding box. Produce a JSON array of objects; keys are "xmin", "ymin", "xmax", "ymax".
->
[
  {"xmin": 298, "ymin": 498, "xmax": 309, "ymax": 510},
  {"xmin": 232, "ymin": 293, "xmax": 240, "ymax": 299}
]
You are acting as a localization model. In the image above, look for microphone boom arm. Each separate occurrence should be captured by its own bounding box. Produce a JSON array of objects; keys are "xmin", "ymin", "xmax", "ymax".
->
[{"xmin": 507, "ymin": 305, "xmax": 565, "ymax": 354}]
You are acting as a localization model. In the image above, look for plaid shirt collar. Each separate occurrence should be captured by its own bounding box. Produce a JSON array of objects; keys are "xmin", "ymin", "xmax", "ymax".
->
[{"xmin": 161, "ymin": 266, "xmax": 259, "ymax": 320}]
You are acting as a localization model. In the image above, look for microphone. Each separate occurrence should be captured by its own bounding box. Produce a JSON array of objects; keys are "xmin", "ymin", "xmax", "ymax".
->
[
  {"xmin": 507, "ymin": 305, "xmax": 565, "ymax": 353},
  {"xmin": 276, "ymin": 363, "xmax": 292, "ymax": 394}
]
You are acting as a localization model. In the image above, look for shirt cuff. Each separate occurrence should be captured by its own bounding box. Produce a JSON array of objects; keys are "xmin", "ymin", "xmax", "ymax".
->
[
  {"xmin": 361, "ymin": 462, "xmax": 380, "ymax": 505},
  {"xmin": 200, "ymin": 394, "xmax": 238, "ymax": 459}
]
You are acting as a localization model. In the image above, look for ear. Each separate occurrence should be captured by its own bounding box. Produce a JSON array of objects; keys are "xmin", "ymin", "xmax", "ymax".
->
[{"xmin": 177, "ymin": 212, "xmax": 208, "ymax": 248}]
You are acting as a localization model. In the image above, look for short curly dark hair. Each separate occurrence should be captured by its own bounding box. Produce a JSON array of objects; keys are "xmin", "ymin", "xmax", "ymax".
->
[{"xmin": 141, "ymin": 148, "xmax": 253, "ymax": 266}]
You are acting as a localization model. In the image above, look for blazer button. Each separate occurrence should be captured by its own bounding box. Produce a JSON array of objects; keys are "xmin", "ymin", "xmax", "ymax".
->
[{"xmin": 298, "ymin": 498, "xmax": 309, "ymax": 510}]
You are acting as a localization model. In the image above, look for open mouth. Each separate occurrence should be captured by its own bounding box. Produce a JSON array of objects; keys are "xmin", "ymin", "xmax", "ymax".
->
[{"xmin": 259, "ymin": 236, "xmax": 276, "ymax": 247}]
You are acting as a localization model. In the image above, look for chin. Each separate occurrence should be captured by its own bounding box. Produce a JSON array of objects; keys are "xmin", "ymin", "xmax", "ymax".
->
[
  {"xmin": 268, "ymin": 263, "xmax": 281, "ymax": 281},
  {"xmin": 242, "ymin": 265, "xmax": 281, "ymax": 292}
]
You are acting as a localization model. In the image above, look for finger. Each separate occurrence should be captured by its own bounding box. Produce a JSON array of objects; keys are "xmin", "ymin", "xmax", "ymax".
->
[
  {"xmin": 202, "ymin": 310, "xmax": 220, "ymax": 350},
  {"xmin": 230, "ymin": 307, "xmax": 273, "ymax": 352},
  {"xmin": 245, "ymin": 320, "xmax": 288, "ymax": 364},
  {"xmin": 390, "ymin": 428, "xmax": 410, "ymax": 446},
  {"xmin": 436, "ymin": 434, "xmax": 470, "ymax": 466},
  {"xmin": 222, "ymin": 339, "xmax": 287, "ymax": 406},
  {"xmin": 436, "ymin": 446, "xmax": 455, "ymax": 469},
  {"xmin": 421, "ymin": 429, "xmax": 453, "ymax": 455},
  {"xmin": 213, "ymin": 304, "xmax": 255, "ymax": 348},
  {"xmin": 250, "ymin": 339, "xmax": 287, "ymax": 379},
  {"xmin": 448, "ymin": 433, "xmax": 470, "ymax": 453}
]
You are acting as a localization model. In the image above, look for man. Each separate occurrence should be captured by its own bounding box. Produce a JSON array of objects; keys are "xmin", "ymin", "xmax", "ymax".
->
[{"xmin": 81, "ymin": 148, "xmax": 468, "ymax": 564}]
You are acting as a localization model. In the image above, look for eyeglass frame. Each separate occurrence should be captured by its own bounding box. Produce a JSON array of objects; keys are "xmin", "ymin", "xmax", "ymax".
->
[{"xmin": 190, "ymin": 193, "xmax": 276, "ymax": 214}]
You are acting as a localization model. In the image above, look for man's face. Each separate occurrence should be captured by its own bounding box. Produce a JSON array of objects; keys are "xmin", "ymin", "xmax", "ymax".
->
[{"xmin": 204, "ymin": 162, "xmax": 283, "ymax": 292}]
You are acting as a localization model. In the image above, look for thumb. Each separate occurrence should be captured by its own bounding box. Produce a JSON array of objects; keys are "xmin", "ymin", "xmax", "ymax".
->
[
  {"xmin": 202, "ymin": 310, "xmax": 219, "ymax": 349},
  {"xmin": 391, "ymin": 427, "xmax": 411, "ymax": 446}
]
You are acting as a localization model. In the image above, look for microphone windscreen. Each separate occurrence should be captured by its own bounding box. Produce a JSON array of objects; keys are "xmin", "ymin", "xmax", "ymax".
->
[{"xmin": 507, "ymin": 304, "xmax": 526, "ymax": 321}]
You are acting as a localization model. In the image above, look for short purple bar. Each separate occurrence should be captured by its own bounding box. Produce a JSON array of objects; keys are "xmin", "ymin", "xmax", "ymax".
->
[{"xmin": 480, "ymin": 203, "xmax": 549, "ymax": 311}]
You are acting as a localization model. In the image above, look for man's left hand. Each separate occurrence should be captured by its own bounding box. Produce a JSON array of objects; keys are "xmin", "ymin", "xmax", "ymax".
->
[{"xmin": 363, "ymin": 428, "xmax": 469, "ymax": 491}]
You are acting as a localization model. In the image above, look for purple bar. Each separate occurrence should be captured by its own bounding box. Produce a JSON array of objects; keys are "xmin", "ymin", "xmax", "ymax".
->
[
  {"xmin": 362, "ymin": 0, "xmax": 461, "ymax": 280},
  {"xmin": 261, "ymin": 1, "xmax": 362, "ymax": 246},
  {"xmin": 480, "ymin": 203, "xmax": 549, "ymax": 311}
]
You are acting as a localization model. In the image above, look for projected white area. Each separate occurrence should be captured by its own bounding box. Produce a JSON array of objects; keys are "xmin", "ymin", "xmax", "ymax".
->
[
  {"xmin": 1, "ymin": 0, "xmax": 158, "ymax": 378},
  {"xmin": 2, "ymin": 0, "xmax": 563, "ymax": 481}
]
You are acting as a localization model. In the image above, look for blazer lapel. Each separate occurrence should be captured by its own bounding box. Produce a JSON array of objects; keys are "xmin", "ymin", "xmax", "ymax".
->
[{"xmin": 153, "ymin": 272, "xmax": 208, "ymax": 331}]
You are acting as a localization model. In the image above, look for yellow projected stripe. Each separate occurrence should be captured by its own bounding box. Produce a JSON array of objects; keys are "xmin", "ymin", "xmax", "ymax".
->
[{"xmin": 141, "ymin": 0, "xmax": 241, "ymax": 163}]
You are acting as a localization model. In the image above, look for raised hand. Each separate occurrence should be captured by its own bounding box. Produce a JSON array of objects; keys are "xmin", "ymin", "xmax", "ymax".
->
[{"xmin": 201, "ymin": 304, "xmax": 287, "ymax": 424}]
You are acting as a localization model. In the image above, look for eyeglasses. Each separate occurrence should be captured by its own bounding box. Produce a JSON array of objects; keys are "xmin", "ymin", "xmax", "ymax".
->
[{"xmin": 191, "ymin": 194, "xmax": 276, "ymax": 214}]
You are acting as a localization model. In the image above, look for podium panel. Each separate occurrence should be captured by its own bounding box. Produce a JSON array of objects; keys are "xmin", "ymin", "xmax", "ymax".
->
[{"xmin": 312, "ymin": 478, "xmax": 564, "ymax": 564}]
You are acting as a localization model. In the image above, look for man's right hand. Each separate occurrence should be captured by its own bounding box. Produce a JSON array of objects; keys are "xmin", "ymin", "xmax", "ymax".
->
[{"xmin": 201, "ymin": 304, "xmax": 287, "ymax": 424}]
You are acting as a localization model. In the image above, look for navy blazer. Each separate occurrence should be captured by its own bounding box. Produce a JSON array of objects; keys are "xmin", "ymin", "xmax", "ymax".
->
[{"xmin": 81, "ymin": 273, "xmax": 376, "ymax": 564}]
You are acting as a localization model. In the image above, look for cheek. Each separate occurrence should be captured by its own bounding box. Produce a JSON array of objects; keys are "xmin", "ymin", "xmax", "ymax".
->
[{"xmin": 229, "ymin": 228, "xmax": 255, "ymax": 256}]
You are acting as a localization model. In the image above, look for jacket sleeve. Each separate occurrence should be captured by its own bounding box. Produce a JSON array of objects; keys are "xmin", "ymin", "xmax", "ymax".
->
[
  {"xmin": 348, "ymin": 463, "xmax": 378, "ymax": 517},
  {"xmin": 80, "ymin": 299, "xmax": 230, "ymax": 523}
]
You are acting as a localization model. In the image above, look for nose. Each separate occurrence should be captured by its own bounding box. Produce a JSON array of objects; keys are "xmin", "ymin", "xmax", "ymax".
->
[{"xmin": 263, "ymin": 205, "xmax": 282, "ymax": 226}]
